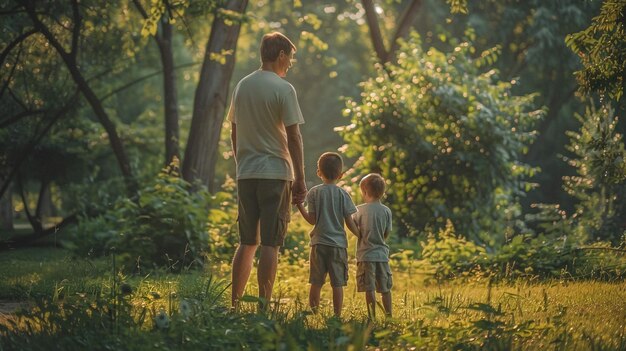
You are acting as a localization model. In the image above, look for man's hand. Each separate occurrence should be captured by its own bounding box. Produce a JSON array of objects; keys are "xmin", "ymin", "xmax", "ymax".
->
[{"xmin": 292, "ymin": 179, "xmax": 307, "ymax": 204}]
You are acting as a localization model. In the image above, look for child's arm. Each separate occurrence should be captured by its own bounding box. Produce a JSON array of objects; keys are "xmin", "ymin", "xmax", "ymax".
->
[
  {"xmin": 345, "ymin": 215, "xmax": 360, "ymax": 238},
  {"xmin": 296, "ymin": 203, "xmax": 316, "ymax": 225}
]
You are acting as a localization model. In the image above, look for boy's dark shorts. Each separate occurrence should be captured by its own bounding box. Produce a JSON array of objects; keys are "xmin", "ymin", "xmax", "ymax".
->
[
  {"xmin": 309, "ymin": 244, "xmax": 348, "ymax": 287},
  {"xmin": 356, "ymin": 261, "xmax": 393, "ymax": 293},
  {"xmin": 237, "ymin": 179, "xmax": 291, "ymax": 247}
]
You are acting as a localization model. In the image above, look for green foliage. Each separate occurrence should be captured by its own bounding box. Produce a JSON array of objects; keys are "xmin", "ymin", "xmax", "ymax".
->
[
  {"xmin": 566, "ymin": 0, "xmax": 626, "ymax": 101},
  {"xmin": 447, "ymin": 0, "xmax": 468, "ymax": 14},
  {"xmin": 562, "ymin": 105, "xmax": 626, "ymax": 242},
  {"xmin": 420, "ymin": 220, "xmax": 487, "ymax": 279},
  {"xmin": 66, "ymin": 160, "xmax": 238, "ymax": 271},
  {"xmin": 340, "ymin": 31, "xmax": 544, "ymax": 244},
  {"xmin": 442, "ymin": 0, "xmax": 599, "ymax": 209},
  {"xmin": 419, "ymin": 220, "xmax": 626, "ymax": 281}
]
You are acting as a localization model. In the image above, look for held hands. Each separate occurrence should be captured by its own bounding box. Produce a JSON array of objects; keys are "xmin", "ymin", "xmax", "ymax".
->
[{"xmin": 291, "ymin": 179, "xmax": 307, "ymax": 205}]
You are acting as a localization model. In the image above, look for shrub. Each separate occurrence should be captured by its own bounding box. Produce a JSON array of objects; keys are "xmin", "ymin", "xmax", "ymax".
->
[
  {"xmin": 420, "ymin": 220, "xmax": 488, "ymax": 280},
  {"xmin": 65, "ymin": 160, "xmax": 238, "ymax": 271},
  {"xmin": 339, "ymin": 30, "xmax": 543, "ymax": 245},
  {"xmin": 418, "ymin": 221, "xmax": 626, "ymax": 281}
]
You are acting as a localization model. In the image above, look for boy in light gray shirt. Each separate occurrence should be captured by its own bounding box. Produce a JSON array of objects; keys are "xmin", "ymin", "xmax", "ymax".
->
[
  {"xmin": 352, "ymin": 173, "xmax": 393, "ymax": 318},
  {"xmin": 296, "ymin": 152, "xmax": 360, "ymax": 317}
]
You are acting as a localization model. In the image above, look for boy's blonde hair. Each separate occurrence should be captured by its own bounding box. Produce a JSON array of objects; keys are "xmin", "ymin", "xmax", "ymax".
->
[
  {"xmin": 318, "ymin": 152, "xmax": 343, "ymax": 180},
  {"xmin": 360, "ymin": 173, "xmax": 386, "ymax": 199}
]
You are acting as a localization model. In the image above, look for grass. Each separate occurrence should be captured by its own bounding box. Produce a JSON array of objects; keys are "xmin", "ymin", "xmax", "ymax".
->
[{"xmin": 1, "ymin": 247, "xmax": 626, "ymax": 350}]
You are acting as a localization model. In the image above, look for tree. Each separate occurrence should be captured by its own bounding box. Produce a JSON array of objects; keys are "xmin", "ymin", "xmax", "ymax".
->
[
  {"xmin": 340, "ymin": 32, "xmax": 543, "ymax": 244},
  {"xmin": 132, "ymin": 0, "xmax": 181, "ymax": 165},
  {"xmin": 182, "ymin": 0, "xmax": 248, "ymax": 192},
  {"xmin": 563, "ymin": 105, "xmax": 626, "ymax": 242},
  {"xmin": 129, "ymin": 0, "xmax": 249, "ymax": 191},
  {"xmin": 564, "ymin": 0, "xmax": 626, "ymax": 240},
  {"xmin": 23, "ymin": 0, "xmax": 137, "ymax": 194},
  {"xmin": 2, "ymin": 1, "xmax": 140, "ymax": 195},
  {"xmin": 566, "ymin": 0, "xmax": 626, "ymax": 102},
  {"xmin": 429, "ymin": 0, "xmax": 600, "ymax": 208}
]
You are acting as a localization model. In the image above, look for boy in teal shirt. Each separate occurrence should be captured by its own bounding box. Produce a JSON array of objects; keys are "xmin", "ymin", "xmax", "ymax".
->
[
  {"xmin": 296, "ymin": 152, "xmax": 360, "ymax": 317},
  {"xmin": 353, "ymin": 173, "xmax": 393, "ymax": 318}
]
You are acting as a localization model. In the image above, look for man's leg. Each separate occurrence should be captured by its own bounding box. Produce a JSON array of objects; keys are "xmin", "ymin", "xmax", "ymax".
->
[
  {"xmin": 231, "ymin": 244, "xmax": 258, "ymax": 308},
  {"xmin": 381, "ymin": 291, "xmax": 392, "ymax": 317},
  {"xmin": 309, "ymin": 284, "xmax": 322, "ymax": 312},
  {"xmin": 257, "ymin": 179, "xmax": 290, "ymax": 310},
  {"xmin": 332, "ymin": 286, "xmax": 344, "ymax": 317},
  {"xmin": 365, "ymin": 290, "xmax": 376, "ymax": 319},
  {"xmin": 257, "ymin": 244, "xmax": 279, "ymax": 310}
]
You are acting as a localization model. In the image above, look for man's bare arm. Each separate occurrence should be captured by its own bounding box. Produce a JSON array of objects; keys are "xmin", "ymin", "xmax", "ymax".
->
[
  {"xmin": 286, "ymin": 124, "xmax": 306, "ymax": 204},
  {"xmin": 230, "ymin": 122, "xmax": 237, "ymax": 157}
]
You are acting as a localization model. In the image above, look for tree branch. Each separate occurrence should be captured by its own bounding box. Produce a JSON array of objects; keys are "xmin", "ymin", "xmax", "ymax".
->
[
  {"xmin": 362, "ymin": 0, "xmax": 388, "ymax": 64},
  {"xmin": 0, "ymin": 29, "xmax": 36, "ymax": 69},
  {"xmin": 0, "ymin": 213, "xmax": 77, "ymax": 250},
  {"xmin": 0, "ymin": 91, "xmax": 79, "ymax": 200},
  {"xmin": 7, "ymin": 86, "xmax": 28, "ymax": 111},
  {"xmin": 0, "ymin": 109, "xmax": 46, "ymax": 129},
  {"xmin": 131, "ymin": 0, "xmax": 149, "ymax": 19},
  {"xmin": 24, "ymin": 2, "xmax": 137, "ymax": 193},
  {"xmin": 0, "ymin": 42, "xmax": 24, "ymax": 99},
  {"xmin": 0, "ymin": 6, "xmax": 24, "ymax": 16},
  {"xmin": 99, "ymin": 61, "xmax": 199, "ymax": 101},
  {"xmin": 23, "ymin": 2, "xmax": 70, "ymax": 58},
  {"xmin": 70, "ymin": 0, "xmax": 81, "ymax": 58},
  {"xmin": 387, "ymin": 0, "xmax": 422, "ymax": 63}
]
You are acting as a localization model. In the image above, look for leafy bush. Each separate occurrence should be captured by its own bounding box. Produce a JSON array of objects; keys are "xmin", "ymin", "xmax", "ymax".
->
[
  {"xmin": 419, "ymin": 220, "xmax": 626, "ymax": 281},
  {"xmin": 420, "ymin": 220, "xmax": 488, "ymax": 280},
  {"xmin": 65, "ymin": 160, "xmax": 239, "ymax": 271},
  {"xmin": 339, "ymin": 30, "xmax": 543, "ymax": 245}
]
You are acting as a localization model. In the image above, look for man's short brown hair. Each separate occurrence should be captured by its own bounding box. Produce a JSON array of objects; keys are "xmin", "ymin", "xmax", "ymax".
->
[
  {"xmin": 260, "ymin": 32, "xmax": 296, "ymax": 63},
  {"xmin": 318, "ymin": 152, "xmax": 343, "ymax": 180},
  {"xmin": 360, "ymin": 173, "xmax": 386, "ymax": 199}
]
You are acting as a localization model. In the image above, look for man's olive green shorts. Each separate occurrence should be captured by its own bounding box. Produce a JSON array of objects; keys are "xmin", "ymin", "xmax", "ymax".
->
[
  {"xmin": 237, "ymin": 179, "xmax": 291, "ymax": 247},
  {"xmin": 356, "ymin": 261, "xmax": 393, "ymax": 293},
  {"xmin": 309, "ymin": 244, "xmax": 349, "ymax": 287}
]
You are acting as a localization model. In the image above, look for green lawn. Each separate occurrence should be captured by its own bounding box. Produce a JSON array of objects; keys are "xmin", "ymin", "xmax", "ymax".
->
[{"xmin": 1, "ymin": 247, "xmax": 625, "ymax": 350}]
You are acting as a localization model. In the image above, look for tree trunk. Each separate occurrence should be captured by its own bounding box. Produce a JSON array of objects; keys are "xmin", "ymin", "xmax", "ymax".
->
[
  {"xmin": 182, "ymin": 0, "xmax": 248, "ymax": 192},
  {"xmin": 0, "ymin": 181, "xmax": 13, "ymax": 232},
  {"xmin": 35, "ymin": 179, "xmax": 55, "ymax": 223},
  {"xmin": 17, "ymin": 175, "xmax": 42, "ymax": 233},
  {"xmin": 157, "ymin": 17, "xmax": 180, "ymax": 166}
]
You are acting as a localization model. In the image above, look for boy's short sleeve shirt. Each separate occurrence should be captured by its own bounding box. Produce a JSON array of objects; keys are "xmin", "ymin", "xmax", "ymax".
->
[
  {"xmin": 353, "ymin": 202, "xmax": 392, "ymax": 262},
  {"xmin": 306, "ymin": 184, "xmax": 357, "ymax": 248},
  {"xmin": 227, "ymin": 70, "xmax": 304, "ymax": 181}
]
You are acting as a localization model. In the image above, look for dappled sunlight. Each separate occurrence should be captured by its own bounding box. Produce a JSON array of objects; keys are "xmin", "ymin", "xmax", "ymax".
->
[{"xmin": 2, "ymin": 0, "xmax": 625, "ymax": 348}]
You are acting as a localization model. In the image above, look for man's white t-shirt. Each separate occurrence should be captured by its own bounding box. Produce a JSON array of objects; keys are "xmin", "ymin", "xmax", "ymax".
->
[{"xmin": 227, "ymin": 70, "xmax": 304, "ymax": 181}]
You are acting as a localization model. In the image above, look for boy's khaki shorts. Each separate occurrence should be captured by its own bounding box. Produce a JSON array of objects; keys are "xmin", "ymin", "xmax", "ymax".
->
[
  {"xmin": 309, "ymin": 244, "xmax": 348, "ymax": 287},
  {"xmin": 356, "ymin": 261, "xmax": 393, "ymax": 293},
  {"xmin": 237, "ymin": 179, "xmax": 291, "ymax": 247}
]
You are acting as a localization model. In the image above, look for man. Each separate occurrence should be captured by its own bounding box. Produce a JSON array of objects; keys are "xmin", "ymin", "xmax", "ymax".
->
[{"xmin": 228, "ymin": 32, "xmax": 307, "ymax": 309}]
